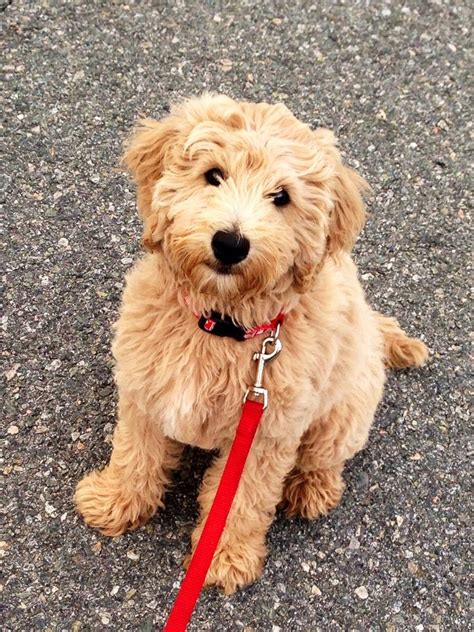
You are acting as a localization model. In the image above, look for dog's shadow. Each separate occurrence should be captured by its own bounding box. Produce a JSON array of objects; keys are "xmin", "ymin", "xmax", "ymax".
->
[{"xmin": 164, "ymin": 445, "xmax": 215, "ymax": 520}]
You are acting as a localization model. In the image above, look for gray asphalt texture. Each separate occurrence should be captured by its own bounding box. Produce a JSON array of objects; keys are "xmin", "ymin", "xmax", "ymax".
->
[{"xmin": 2, "ymin": 1, "xmax": 471, "ymax": 630}]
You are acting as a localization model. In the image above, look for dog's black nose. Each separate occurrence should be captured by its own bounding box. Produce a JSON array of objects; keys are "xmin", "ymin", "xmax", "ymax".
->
[{"xmin": 211, "ymin": 231, "xmax": 250, "ymax": 265}]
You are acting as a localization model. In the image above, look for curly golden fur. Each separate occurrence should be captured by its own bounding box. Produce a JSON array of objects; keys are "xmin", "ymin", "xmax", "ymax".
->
[{"xmin": 75, "ymin": 94, "xmax": 428, "ymax": 594}]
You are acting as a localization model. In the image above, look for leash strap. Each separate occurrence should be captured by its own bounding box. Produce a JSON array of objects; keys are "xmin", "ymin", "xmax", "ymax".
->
[{"xmin": 163, "ymin": 399, "xmax": 265, "ymax": 632}]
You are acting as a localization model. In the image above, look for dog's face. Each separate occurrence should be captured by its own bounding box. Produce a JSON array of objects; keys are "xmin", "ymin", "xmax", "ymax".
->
[{"xmin": 123, "ymin": 95, "xmax": 367, "ymax": 302}]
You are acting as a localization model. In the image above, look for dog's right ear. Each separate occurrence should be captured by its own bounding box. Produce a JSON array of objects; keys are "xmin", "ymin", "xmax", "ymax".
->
[{"xmin": 122, "ymin": 118, "xmax": 178, "ymax": 250}]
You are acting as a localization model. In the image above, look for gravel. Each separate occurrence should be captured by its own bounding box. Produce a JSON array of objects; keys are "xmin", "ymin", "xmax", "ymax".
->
[{"xmin": 2, "ymin": 1, "xmax": 471, "ymax": 630}]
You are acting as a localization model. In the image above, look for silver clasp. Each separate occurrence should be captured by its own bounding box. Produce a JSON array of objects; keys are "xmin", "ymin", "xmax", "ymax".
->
[{"xmin": 244, "ymin": 326, "xmax": 282, "ymax": 410}]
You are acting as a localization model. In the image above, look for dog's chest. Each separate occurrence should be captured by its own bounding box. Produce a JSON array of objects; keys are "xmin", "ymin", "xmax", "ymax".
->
[
  {"xmin": 114, "ymin": 307, "xmax": 260, "ymax": 449},
  {"xmin": 157, "ymin": 348, "xmax": 249, "ymax": 449},
  {"xmin": 113, "ymin": 273, "xmax": 332, "ymax": 449}
]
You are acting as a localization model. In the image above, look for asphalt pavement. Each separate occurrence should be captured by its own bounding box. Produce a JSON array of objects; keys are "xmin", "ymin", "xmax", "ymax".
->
[{"xmin": 2, "ymin": 1, "xmax": 471, "ymax": 630}]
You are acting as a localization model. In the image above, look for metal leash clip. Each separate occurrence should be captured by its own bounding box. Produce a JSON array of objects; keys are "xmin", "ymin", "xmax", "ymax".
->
[{"xmin": 244, "ymin": 323, "xmax": 282, "ymax": 410}]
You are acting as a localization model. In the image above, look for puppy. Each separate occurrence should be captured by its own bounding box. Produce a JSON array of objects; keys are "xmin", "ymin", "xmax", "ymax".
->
[{"xmin": 75, "ymin": 94, "xmax": 428, "ymax": 594}]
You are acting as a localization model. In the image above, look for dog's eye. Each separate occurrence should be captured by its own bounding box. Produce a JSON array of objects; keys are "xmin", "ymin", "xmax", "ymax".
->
[
  {"xmin": 272, "ymin": 189, "xmax": 290, "ymax": 207},
  {"xmin": 204, "ymin": 168, "xmax": 224, "ymax": 186}
]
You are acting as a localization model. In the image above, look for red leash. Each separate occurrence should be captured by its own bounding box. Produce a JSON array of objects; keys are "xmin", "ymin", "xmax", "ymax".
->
[
  {"xmin": 163, "ymin": 330, "xmax": 283, "ymax": 631},
  {"xmin": 163, "ymin": 399, "xmax": 264, "ymax": 631}
]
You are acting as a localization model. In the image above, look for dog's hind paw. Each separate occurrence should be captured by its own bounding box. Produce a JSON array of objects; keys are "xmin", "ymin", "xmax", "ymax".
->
[{"xmin": 282, "ymin": 467, "xmax": 345, "ymax": 520}]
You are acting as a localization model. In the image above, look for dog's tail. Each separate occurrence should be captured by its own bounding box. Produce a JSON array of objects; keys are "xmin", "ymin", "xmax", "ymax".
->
[{"xmin": 376, "ymin": 313, "xmax": 428, "ymax": 369}]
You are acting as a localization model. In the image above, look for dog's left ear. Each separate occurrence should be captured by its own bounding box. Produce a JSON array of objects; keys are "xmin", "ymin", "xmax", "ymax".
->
[
  {"xmin": 327, "ymin": 162, "xmax": 368, "ymax": 256},
  {"xmin": 313, "ymin": 127, "xmax": 369, "ymax": 256},
  {"xmin": 122, "ymin": 117, "xmax": 178, "ymax": 250},
  {"xmin": 294, "ymin": 131, "xmax": 369, "ymax": 293}
]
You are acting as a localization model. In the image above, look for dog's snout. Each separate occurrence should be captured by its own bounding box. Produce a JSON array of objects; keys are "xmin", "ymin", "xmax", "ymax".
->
[{"xmin": 211, "ymin": 231, "xmax": 250, "ymax": 265}]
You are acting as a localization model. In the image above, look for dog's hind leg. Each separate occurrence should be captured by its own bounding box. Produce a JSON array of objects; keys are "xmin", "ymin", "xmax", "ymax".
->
[
  {"xmin": 282, "ymin": 413, "xmax": 347, "ymax": 520},
  {"xmin": 375, "ymin": 313, "xmax": 428, "ymax": 369},
  {"xmin": 75, "ymin": 393, "xmax": 182, "ymax": 536},
  {"xmin": 282, "ymin": 392, "xmax": 380, "ymax": 520}
]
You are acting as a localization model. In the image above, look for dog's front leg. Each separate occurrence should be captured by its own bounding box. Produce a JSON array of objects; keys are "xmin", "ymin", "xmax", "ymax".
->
[
  {"xmin": 75, "ymin": 393, "xmax": 182, "ymax": 536},
  {"xmin": 188, "ymin": 437, "xmax": 298, "ymax": 594}
]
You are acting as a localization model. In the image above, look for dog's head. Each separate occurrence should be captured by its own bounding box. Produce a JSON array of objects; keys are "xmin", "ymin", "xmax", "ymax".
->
[{"xmin": 123, "ymin": 94, "xmax": 367, "ymax": 304}]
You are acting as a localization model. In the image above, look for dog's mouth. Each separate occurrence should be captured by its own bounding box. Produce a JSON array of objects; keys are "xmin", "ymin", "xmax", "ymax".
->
[
  {"xmin": 206, "ymin": 262, "xmax": 238, "ymax": 276},
  {"xmin": 215, "ymin": 264, "xmax": 235, "ymax": 275}
]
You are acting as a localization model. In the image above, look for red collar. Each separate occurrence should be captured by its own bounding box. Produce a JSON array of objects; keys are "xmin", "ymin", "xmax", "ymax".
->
[
  {"xmin": 182, "ymin": 294, "xmax": 284, "ymax": 341},
  {"xmin": 197, "ymin": 310, "xmax": 284, "ymax": 341}
]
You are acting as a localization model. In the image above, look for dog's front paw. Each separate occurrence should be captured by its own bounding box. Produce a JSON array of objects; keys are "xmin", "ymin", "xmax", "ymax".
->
[
  {"xmin": 283, "ymin": 467, "xmax": 345, "ymax": 519},
  {"xmin": 74, "ymin": 467, "xmax": 158, "ymax": 537},
  {"xmin": 205, "ymin": 542, "xmax": 266, "ymax": 594},
  {"xmin": 185, "ymin": 535, "xmax": 266, "ymax": 594}
]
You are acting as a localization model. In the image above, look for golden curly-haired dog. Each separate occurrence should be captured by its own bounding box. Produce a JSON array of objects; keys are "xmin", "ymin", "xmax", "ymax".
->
[{"xmin": 75, "ymin": 94, "xmax": 428, "ymax": 594}]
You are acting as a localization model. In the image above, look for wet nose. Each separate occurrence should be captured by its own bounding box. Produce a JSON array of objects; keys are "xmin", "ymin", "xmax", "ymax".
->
[{"xmin": 211, "ymin": 230, "xmax": 250, "ymax": 265}]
